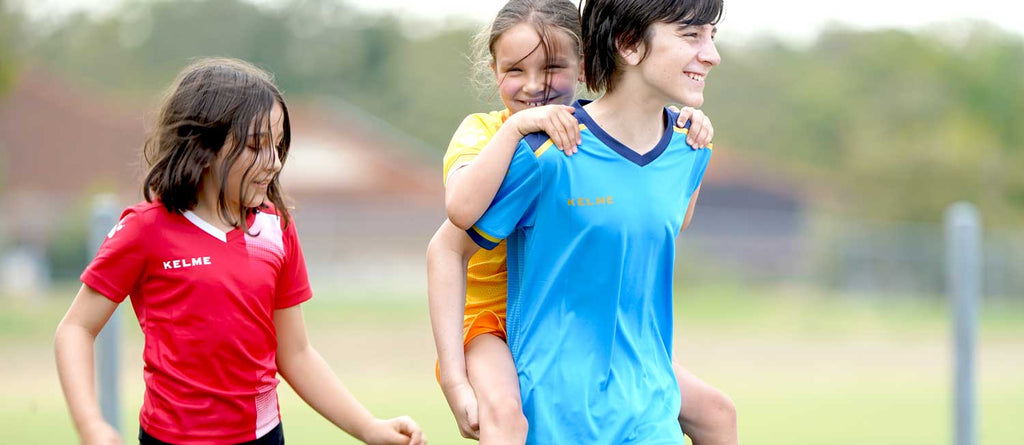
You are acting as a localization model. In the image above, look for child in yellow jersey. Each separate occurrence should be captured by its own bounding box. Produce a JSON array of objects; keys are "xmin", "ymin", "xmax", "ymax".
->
[{"xmin": 428, "ymin": 1, "xmax": 735, "ymax": 444}]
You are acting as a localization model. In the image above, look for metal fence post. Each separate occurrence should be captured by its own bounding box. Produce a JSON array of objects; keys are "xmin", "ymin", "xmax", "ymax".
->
[
  {"xmin": 90, "ymin": 194, "xmax": 121, "ymax": 432},
  {"xmin": 945, "ymin": 202, "xmax": 980, "ymax": 445}
]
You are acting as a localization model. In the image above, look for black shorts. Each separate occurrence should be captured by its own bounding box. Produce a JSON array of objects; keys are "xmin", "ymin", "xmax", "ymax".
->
[{"xmin": 139, "ymin": 423, "xmax": 284, "ymax": 445}]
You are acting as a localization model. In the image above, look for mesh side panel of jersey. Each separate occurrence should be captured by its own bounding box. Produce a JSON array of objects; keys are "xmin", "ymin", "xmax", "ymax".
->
[{"xmin": 505, "ymin": 227, "xmax": 527, "ymax": 358}]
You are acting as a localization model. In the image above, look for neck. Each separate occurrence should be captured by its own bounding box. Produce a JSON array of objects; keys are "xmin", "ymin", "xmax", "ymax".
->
[
  {"xmin": 192, "ymin": 178, "xmax": 238, "ymax": 232},
  {"xmin": 584, "ymin": 80, "xmax": 667, "ymax": 155}
]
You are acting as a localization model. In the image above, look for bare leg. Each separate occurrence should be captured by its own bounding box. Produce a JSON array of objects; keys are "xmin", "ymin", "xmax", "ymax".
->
[
  {"xmin": 674, "ymin": 361, "xmax": 738, "ymax": 445},
  {"xmin": 466, "ymin": 334, "xmax": 528, "ymax": 445}
]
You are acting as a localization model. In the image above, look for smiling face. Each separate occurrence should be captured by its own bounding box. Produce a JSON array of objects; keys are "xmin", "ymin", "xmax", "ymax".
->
[
  {"xmin": 492, "ymin": 22, "xmax": 581, "ymax": 114},
  {"xmin": 630, "ymin": 22, "xmax": 721, "ymax": 107},
  {"xmin": 215, "ymin": 101, "xmax": 285, "ymax": 210}
]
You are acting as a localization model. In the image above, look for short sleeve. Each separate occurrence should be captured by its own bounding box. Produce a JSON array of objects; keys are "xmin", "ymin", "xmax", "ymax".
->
[
  {"xmin": 275, "ymin": 221, "xmax": 313, "ymax": 309},
  {"xmin": 442, "ymin": 113, "xmax": 501, "ymax": 184},
  {"xmin": 687, "ymin": 148, "xmax": 712, "ymax": 198},
  {"xmin": 466, "ymin": 140, "xmax": 541, "ymax": 250},
  {"xmin": 80, "ymin": 209, "xmax": 148, "ymax": 303}
]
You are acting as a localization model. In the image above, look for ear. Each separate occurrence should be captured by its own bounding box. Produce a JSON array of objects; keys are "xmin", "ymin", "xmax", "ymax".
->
[
  {"xmin": 617, "ymin": 39, "xmax": 644, "ymax": 67},
  {"xmin": 577, "ymin": 57, "xmax": 586, "ymax": 83},
  {"xmin": 490, "ymin": 60, "xmax": 498, "ymax": 78}
]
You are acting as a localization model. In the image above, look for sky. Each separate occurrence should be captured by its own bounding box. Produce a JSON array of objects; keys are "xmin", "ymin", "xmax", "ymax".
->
[{"xmin": 16, "ymin": 0, "xmax": 1024, "ymax": 44}]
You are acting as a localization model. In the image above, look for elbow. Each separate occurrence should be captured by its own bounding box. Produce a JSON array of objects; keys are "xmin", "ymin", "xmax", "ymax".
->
[{"xmin": 445, "ymin": 202, "xmax": 475, "ymax": 231}]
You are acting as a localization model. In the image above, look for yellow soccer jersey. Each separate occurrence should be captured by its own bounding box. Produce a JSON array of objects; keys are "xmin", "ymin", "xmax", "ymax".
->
[{"xmin": 442, "ymin": 109, "xmax": 512, "ymax": 324}]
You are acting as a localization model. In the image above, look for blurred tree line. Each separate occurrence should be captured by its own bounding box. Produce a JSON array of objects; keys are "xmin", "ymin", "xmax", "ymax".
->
[
  {"xmin": 3, "ymin": 0, "xmax": 1022, "ymax": 227},
  {"xmin": 0, "ymin": 0, "xmax": 22, "ymax": 96}
]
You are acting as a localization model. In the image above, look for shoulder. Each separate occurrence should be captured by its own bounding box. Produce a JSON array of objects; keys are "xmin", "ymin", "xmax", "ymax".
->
[
  {"xmin": 255, "ymin": 203, "xmax": 292, "ymax": 231},
  {"xmin": 123, "ymin": 201, "xmax": 172, "ymax": 226},
  {"xmin": 458, "ymin": 110, "xmax": 507, "ymax": 133},
  {"xmin": 665, "ymin": 106, "xmax": 685, "ymax": 131},
  {"xmin": 521, "ymin": 132, "xmax": 552, "ymax": 152},
  {"xmin": 447, "ymin": 110, "xmax": 508, "ymax": 155}
]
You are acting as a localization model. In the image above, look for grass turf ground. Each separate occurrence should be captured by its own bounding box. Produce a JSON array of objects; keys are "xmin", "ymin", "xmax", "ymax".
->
[{"xmin": 2, "ymin": 283, "xmax": 1021, "ymax": 444}]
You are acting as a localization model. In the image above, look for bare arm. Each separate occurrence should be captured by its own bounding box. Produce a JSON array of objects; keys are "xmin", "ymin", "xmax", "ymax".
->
[
  {"xmin": 55, "ymin": 284, "xmax": 122, "ymax": 445},
  {"xmin": 426, "ymin": 220, "xmax": 484, "ymax": 438},
  {"xmin": 275, "ymin": 306, "xmax": 425, "ymax": 445},
  {"xmin": 446, "ymin": 105, "xmax": 578, "ymax": 230}
]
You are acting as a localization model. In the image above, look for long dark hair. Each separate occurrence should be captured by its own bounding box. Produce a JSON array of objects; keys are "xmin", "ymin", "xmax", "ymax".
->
[
  {"xmin": 471, "ymin": 0, "xmax": 582, "ymax": 101},
  {"xmin": 142, "ymin": 57, "xmax": 292, "ymax": 230},
  {"xmin": 582, "ymin": 0, "xmax": 724, "ymax": 92}
]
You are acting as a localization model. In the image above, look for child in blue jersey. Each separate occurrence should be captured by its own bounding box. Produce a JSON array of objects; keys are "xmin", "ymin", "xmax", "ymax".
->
[{"xmin": 427, "ymin": 1, "xmax": 736, "ymax": 444}]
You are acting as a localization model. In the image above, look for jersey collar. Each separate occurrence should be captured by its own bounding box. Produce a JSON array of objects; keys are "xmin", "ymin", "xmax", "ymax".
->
[{"xmin": 573, "ymin": 99, "xmax": 674, "ymax": 167}]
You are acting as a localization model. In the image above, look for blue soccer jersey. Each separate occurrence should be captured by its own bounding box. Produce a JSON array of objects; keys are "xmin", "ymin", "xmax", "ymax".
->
[{"xmin": 467, "ymin": 100, "xmax": 712, "ymax": 444}]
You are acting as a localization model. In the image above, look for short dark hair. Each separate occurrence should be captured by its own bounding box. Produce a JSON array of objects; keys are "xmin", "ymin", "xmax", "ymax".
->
[
  {"xmin": 581, "ymin": 0, "xmax": 723, "ymax": 93},
  {"xmin": 142, "ymin": 57, "xmax": 292, "ymax": 229}
]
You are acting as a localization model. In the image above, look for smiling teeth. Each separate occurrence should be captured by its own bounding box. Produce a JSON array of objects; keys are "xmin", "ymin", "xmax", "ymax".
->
[{"xmin": 687, "ymin": 73, "xmax": 705, "ymax": 82}]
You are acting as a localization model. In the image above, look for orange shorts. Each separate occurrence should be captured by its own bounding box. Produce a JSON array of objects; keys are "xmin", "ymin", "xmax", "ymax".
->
[{"xmin": 434, "ymin": 310, "xmax": 507, "ymax": 383}]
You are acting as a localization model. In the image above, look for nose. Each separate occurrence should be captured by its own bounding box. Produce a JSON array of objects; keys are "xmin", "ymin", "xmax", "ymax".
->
[
  {"xmin": 523, "ymin": 70, "xmax": 545, "ymax": 95},
  {"xmin": 265, "ymin": 146, "xmax": 282, "ymax": 174},
  {"xmin": 699, "ymin": 37, "xmax": 721, "ymax": 67}
]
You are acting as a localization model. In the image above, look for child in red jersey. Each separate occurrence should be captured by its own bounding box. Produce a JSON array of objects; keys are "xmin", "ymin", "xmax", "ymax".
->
[{"xmin": 55, "ymin": 58, "xmax": 425, "ymax": 445}]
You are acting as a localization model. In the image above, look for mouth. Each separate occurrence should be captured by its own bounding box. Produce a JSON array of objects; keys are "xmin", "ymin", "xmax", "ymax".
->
[
  {"xmin": 518, "ymin": 96, "xmax": 561, "ymax": 108},
  {"xmin": 253, "ymin": 178, "xmax": 272, "ymax": 189},
  {"xmin": 684, "ymin": 72, "xmax": 706, "ymax": 83}
]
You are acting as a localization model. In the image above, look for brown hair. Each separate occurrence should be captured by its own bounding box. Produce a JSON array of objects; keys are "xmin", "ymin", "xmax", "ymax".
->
[
  {"xmin": 582, "ymin": 0, "xmax": 724, "ymax": 93},
  {"xmin": 142, "ymin": 57, "xmax": 292, "ymax": 230},
  {"xmin": 471, "ymin": 0, "xmax": 582, "ymax": 101}
]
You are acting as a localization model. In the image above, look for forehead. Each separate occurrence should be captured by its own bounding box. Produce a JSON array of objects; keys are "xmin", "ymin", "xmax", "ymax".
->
[
  {"xmin": 494, "ymin": 23, "xmax": 577, "ymax": 63},
  {"xmin": 247, "ymin": 102, "xmax": 285, "ymax": 140},
  {"xmin": 248, "ymin": 102, "xmax": 283, "ymax": 129}
]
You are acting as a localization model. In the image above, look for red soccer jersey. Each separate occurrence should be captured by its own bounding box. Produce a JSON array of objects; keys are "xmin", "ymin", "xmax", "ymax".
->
[{"xmin": 81, "ymin": 201, "xmax": 312, "ymax": 444}]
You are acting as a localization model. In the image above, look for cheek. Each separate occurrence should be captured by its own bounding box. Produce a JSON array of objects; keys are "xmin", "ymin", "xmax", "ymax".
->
[
  {"xmin": 498, "ymin": 78, "xmax": 522, "ymax": 100},
  {"xmin": 549, "ymin": 72, "xmax": 577, "ymax": 93}
]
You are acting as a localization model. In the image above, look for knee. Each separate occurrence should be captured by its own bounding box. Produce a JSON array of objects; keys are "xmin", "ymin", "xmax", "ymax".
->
[
  {"xmin": 707, "ymin": 390, "xmax": 737, "ymax": 430},
  {"xmin": 479, "ymin": 394, "xmax": 529, "ymax": 433}
]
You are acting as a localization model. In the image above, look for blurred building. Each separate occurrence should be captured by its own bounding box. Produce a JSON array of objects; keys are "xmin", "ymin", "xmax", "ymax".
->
[
  {"xmin": 5, "ymin": 68, "xmax": 1017, "ymax": 299},
  {"xmin": 0, "ymin": 67, "xmax": 444, "ymax": 296}
]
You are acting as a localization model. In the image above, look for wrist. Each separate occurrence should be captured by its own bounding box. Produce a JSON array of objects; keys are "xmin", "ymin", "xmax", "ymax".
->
[
  {"xmin": 350, "ymin": 416, "xmax": 379, "ymax": 443},
  {"xmin": 439, "ymin": 373, "xmax": 470, "ymax": 393},
  {"xmin": 437, "ymin": 363, "xmax": 470, "ymax": 388},
  {"xmin": 504, "ymin": 113, "xmax": 530, "ymax": 137},
  {"xmin": 75, "ymin": 414, "xmax": 108, "ymax": 434}
]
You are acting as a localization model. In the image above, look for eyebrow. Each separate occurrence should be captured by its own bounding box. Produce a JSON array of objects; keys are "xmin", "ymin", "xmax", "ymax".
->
[{"xmin": 247, "ymin": 132, "xmax": 284, "ymax": 145}]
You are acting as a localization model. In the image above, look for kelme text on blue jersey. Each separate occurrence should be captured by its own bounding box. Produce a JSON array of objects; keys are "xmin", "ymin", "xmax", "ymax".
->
[{"xmin": 567, "ymin": 196, "xmax": 614, "ymax": 207}]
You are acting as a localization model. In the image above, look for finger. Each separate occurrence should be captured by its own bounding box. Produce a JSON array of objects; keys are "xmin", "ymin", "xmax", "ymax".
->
[
  {"xmin": 704, "ymin": 116, "xmax": 714, "ymax": 147},
  {"xmin": 676, "ymin": 106, "xmax": 694, "ymax": 127},
  {"xmin": 408, "ymin": 428, "xmax": 425, "ymax": 445},
  {"xmin": 551, "ymin": 116, "xmax": 571, "ymax": 153},
  {"xmin": 467, "ymin": 401, "xmax": 479, "ymax": 431},
  {"xmin": 698, "ymin": 121, "xmax": 712, "ymax": 148},
  {"xmin": 687, "ymin": 110, "xmax": 705, "ymax": 145},
  {"xmin": 694, "ymin": 126, "xmax": 708, "ymax": 148},
  {"xmin": 559, "ymin": 111, "xmax": 580, "ymax": 154},
  {"xmin": 395, "ymin": 416, "xmax": 420, "ymax": 435},
  {"xmin": 667, "ymin": 104, "xmax": 680, "ymax": 113}
]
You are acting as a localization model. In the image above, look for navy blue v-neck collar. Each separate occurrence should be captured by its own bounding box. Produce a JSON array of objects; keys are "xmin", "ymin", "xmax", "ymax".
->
[{"xmin": 573, "ymin": 99, "xmax": 675, "ymax": 167}]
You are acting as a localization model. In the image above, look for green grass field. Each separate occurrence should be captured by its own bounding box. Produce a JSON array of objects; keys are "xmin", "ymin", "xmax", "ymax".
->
[{"xmin": 2, "ymin": 283, "xmax": 1021, "ymax": 444}]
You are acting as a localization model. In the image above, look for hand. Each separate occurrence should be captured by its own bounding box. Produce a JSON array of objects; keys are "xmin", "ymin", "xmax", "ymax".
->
[
  {"xmin": 510, "ymin": 104, "xmax": 580, "ymax": 155},
  {"xmin": 362, "ymin": 416, "xmax": 426, "ymax": 445},
  {"xmin": 80, "ymin": 420, "xmax": 122, "ymax": 445},
  {"xmin": 446, "ymin": 380, "xmax": 480, "ymax": 439},
  {"xmin": 671, "ymin": 106, "xmax": 714, "ymax": 149}
]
